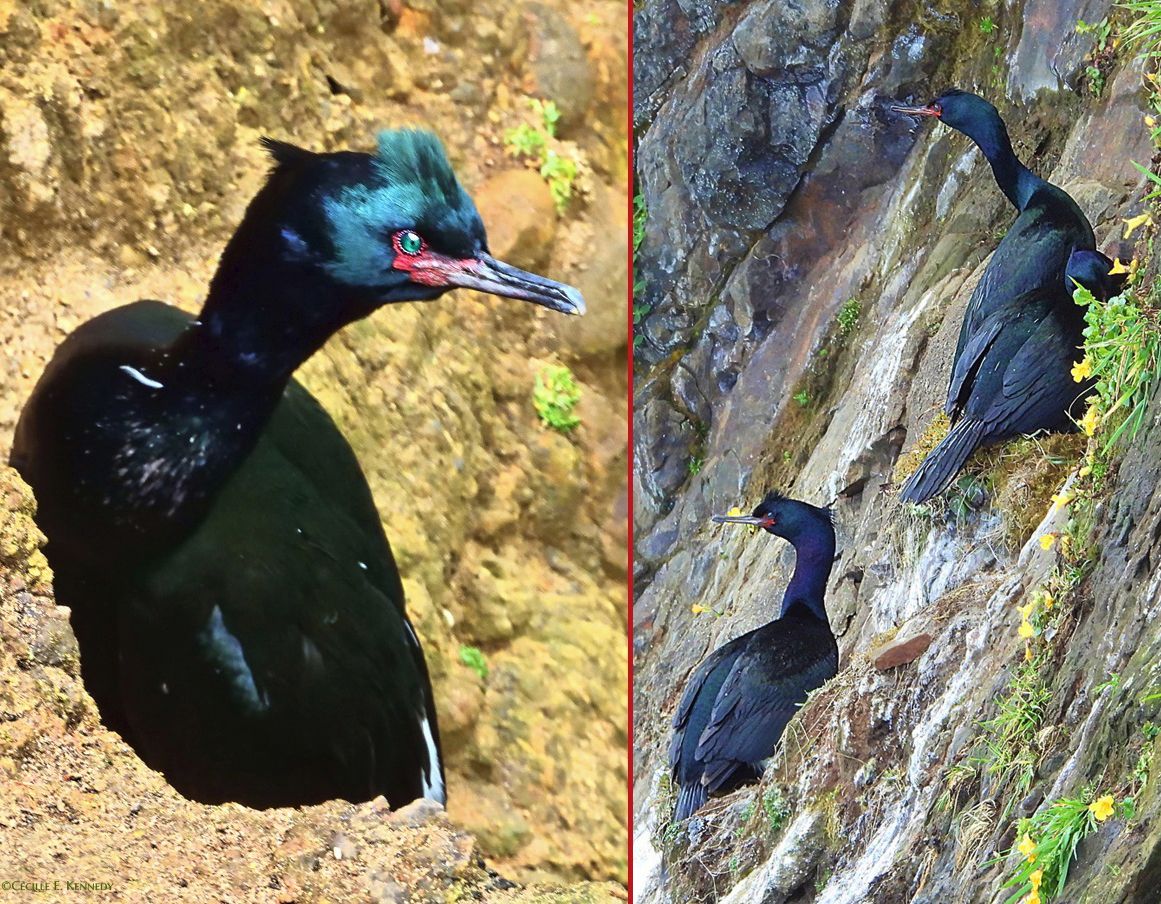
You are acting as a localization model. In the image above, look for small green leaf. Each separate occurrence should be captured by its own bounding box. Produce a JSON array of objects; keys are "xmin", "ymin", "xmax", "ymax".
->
[{"xmin": 458, "ymin": 645, "xmax": 488, "ymax": 680}]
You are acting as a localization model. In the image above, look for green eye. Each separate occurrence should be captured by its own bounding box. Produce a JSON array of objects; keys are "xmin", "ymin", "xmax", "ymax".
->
[{"xmin": 396, "ymin": 230, "xmax": 423, "ymax": 255}]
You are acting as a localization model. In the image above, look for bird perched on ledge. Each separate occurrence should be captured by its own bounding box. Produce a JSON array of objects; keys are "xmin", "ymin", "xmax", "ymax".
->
[
  {"xmin": 670, "ymin": 492, "xmax": 838, "ymax": 820},
  {"xmin": 10, "ymin": 130, "xmax": 584, "ymax": 809},
  {"xmin": 893, "ymin": 90, "xmax": 1124, "ymax": 504}
]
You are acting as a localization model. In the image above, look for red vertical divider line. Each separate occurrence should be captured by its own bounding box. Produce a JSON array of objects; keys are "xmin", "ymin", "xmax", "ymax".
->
[{"xmin": 626, "ymin": 0, "xmax": 636, "ymax": 897}]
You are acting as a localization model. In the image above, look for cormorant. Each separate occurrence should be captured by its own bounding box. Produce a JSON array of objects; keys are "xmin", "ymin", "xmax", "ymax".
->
[
  {"xmin": 10, "ymin": 130, "xmax": 584, "ymax": 809},
  {"xmin": 669, "ymin": 492, "xmax": 838, "ymax": 820},
  {"xmin": 892, "ymin": 90, "xmax": 1123, "ymax": 503}
]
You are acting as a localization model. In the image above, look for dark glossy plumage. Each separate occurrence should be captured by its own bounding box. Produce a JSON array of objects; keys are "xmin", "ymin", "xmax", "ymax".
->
[
  {"xmin": 11, "ymin": 131, "xmax": 583, "ymax": 809},
  {"xmin": 894, "ymin": 91, "xmax": 1118, "ymax": 503},
  {"xmin": 670, "ymin": 493, "xmax": 838, "ymax": 820}
]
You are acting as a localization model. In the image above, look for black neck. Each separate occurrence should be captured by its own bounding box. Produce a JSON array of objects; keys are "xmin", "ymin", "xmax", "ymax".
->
[
  {"xmin": 963, "ymin": 114, "xmax": 1043, "ymax": 211},
  {"xmin": 89, "ymin": 261, "xmax": 345, "ymax": 554},
  {"xmin": 197, "ymin": 222, "xmax": 375, "ymax": 385},
  {"xmin": 779, "ymin": 524, "xmax": 836, "ymax": 622}
]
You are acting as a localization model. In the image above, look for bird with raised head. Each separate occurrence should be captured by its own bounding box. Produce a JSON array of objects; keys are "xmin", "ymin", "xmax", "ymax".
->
[
  {"xmin": 10, "ymin": 130, "xmax": 584, "ymax": 810},
  {"xmin": 892, "ymin": 90, "xmax": 1123, "ymax": 503},
  {"xmin": 669, "ymin": 492, "xmax": 838, "ymax": 820}
]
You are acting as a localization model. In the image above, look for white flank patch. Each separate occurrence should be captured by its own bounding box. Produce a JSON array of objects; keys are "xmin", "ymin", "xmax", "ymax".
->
[
  {"xmin": 418, "ymin": 714, "xmax": 445, "ymax": 803},
  {"xmin": 201, "ymin": 605, "xmax": 269, "ymax": 712}
]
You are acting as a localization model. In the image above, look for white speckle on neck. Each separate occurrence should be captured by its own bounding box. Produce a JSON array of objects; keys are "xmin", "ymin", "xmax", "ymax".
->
[{"xmin": 119, "ymin": 365, "xmax": 164, "ymax": 389}]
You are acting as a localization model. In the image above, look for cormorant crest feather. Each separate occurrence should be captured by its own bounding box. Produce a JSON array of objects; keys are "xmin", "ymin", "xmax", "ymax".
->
[
  {"xmin": 259, "ymin": 136, "xmax": 316, "ymax": 170},
  {"xmin": 374, "ymin": 130, "xmax": 464, "ymax": 208}
]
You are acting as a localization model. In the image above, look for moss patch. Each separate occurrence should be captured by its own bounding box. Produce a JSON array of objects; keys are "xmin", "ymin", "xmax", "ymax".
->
[
  {"xmin": 984, "ymin": 434, "xmax": 1087, "ymax": 549},
  {"xmin": 892, "ymin": 411, "xmax": 952, "ymax": 485}
]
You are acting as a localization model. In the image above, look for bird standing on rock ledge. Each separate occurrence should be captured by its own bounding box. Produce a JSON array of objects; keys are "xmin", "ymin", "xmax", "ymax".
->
[
  {"xmin": 669, "ymin": 492, "xmax": 838, "ymax": 820},
  {"xmin": 10, "ymin": 130, "xmax": 584, "ymax": 810},
  {"xmin": 892, "ymin": 90, "xmax": 1124, "ymax": 504}
]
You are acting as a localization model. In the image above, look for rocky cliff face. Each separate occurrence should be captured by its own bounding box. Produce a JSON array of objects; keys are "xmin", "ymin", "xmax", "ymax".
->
[
  {"xmin": 633, "ymin": 1, "xmax": 1161, "ymax": 901},
  {"xmin": 0, "ymin": 0, "xmax": 627, "ymax": 893}
]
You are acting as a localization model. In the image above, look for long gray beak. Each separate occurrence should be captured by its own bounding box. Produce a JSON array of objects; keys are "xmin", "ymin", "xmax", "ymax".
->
[
  {"xmin": 891, "ymin": 103, "xmax": 940, "ymax": 118},
  {"xmin": 446, "ymin": 253, "xmax": 585, "ymax": 316},
  {"xmin": 711, "ymin": 514, "xmax": 767, "ymax": 525}
]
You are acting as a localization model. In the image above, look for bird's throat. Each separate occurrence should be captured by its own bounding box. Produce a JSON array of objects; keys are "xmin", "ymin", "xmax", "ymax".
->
[{"xmin": 780, "ymin": 531, "xmax": 836, "ymax": 622}]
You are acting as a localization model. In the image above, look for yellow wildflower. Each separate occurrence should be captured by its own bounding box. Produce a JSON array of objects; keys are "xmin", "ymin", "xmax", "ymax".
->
[
  {"xmin": 1090, "ymin": 795, "xmax": 1115, "ymax": 822},
  {"xmin": 691, "ymin": 604, "xmax": 708, "ymax": 615},
  {"xmin": 1017, "ymin": 834, "xmax": 1037, "ymax": 862},
  {"xmin": 1030, "ymin": 869, "xmax": 1044, "ymax": 890},
  {"xmin": 1147, "ymin": 114, "xmax": 1157, "ymax": 129},
  {"xmin": 1080, "ymin": 405, "xmax": 1100, "ymax": 437},
  {"xmin": 1079, "ymin": 464, "xmax": 1092, "ymax": 478},
  {"xmin": 1108, "ymin": 256, "xmax": 1132, "ymax": 276},
  {"xmin": 1018, "ymin": 621, "xmax": 1035, "ymax": 639},
  {"xmin": 1039, "ymin": 534, "xmax": 1056, "ymax": 551},
  {"xmin": 1041, "ymin": 593, "xmax": 1055, "ymax": 610},
  {"xmin": 1024, "ymin": 891, "xmax": 1041, "ymax": 904},
  {"xmin": 1017, "ymin": 600, "xmax": 1036, "ymax": 619},
  {"xmin": 1051, "ymin": 490, "xmax": 1074, "ymax": 511},
  {"xmin": 1124, "ymin": 212, "xmax": 1154, "ymax": 239},
  {"xmin": 1071, "ymin": 358, "xmax": 1093, "ymax": 382}
]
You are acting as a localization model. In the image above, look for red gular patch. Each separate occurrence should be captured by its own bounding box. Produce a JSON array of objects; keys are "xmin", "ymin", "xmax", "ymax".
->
[{"xmin": 390, "ymin": 231, "xmax": 479, "ymax": 288}]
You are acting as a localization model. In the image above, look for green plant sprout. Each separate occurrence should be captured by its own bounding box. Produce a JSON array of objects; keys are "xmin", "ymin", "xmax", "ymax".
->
[
  {"xmin": 1077, "ymin": 17, "xmax": 1112, "ymax": 52},
  {"xmin": 540, "ymin": 150, "xmax": 578, "ymax": 213},
  {"xmin": 979, "ymin": 16, "xmax": 997, "ymax": 34},
  {"xmin": 531, "ymin": 98, "xmax": 561, "ymax": 137},
  {"xmin": 793, "ymin": 389, "xmax": 811, "ymax": 407},
  {"xmin": 504, "ymin": 123, "xmax": 546, "ymax": 159},
  {"xmin": 533, "ymin": 364, "xmax": 582, "ymax": 432},
  {"xmin": 1085, "ymin": 64, "xmax": 1106, "ymax": 96},
  {"xmin": 687, "ymin": 456, "xmax": 703, "ymax": 476},
  {"xmin": 458, "ymin": 645, "xmax": 488, "ymax": 680},
  {"xmin": 763, "ymin": 788, "xmax": 791, "ymax": 832},
  {"xmin": 503, "ymin": 98, "xmax": 578, "ymax": 213},
  {"xmin": 634, "ymin": 192, "xmax": 647, "ymax": 253},
  {"xmin": 837, "ymin": 298, "xmax": 861, "ymax": 336}
]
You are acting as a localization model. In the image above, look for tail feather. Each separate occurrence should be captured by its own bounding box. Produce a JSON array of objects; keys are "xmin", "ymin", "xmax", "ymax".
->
[
  {"xmin": 899, "ymin": 418, "xmax": 988, "ymax": 504},
  {"xmin": 674, "ymin": 781, "xmax": 707, "ymax": 821}
]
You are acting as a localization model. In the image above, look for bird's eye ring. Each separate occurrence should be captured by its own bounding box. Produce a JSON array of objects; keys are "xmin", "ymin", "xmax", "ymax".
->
[{"xmin": 393, "ymin": 230, "xmax": 425, "ymax": 256}]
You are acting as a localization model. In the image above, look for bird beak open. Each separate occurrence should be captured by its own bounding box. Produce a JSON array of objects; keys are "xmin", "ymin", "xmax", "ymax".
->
[
  {"xmin": 711, "ymin": 514, "xmax": 773, "ymax": 527},
  {"xmin": 892, "ymin": 102, "xmax": 941, "ymax": 118},
  {"xmin": 439, "ymin": 253, "xmax": 586, "ymax": 316}
]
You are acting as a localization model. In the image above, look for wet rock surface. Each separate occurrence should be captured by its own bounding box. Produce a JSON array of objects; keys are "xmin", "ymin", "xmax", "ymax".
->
[
  {"xmin": 0, "ymin": 0, "xmax": 627, "ymax": 894},
  {"xmin": 633, "ymin": 0, "xmax": 1161, "ymax": 901}
]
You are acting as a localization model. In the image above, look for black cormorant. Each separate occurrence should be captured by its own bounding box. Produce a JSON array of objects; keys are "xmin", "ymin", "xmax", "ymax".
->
[
  {"xmin": 10, "ymin": 130, "xmax": 584, "ymax": 809},
  {"xmin": 893, "ymin": 90, "xmax": 1122, "ymax": 503},
  {"xmin": 669, "ymin": 492, "xmax": 838, "ymax": 820}
]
